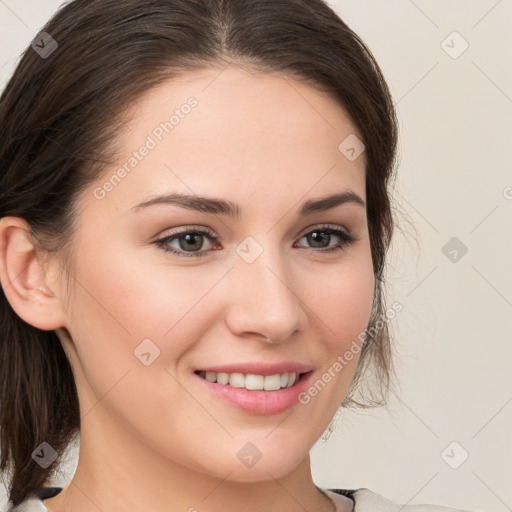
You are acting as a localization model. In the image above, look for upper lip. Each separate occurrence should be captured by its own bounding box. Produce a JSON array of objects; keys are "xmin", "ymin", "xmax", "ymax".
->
[{"xmin": 194, "ymin": 362, "xmax": 314, "ymax": 376}]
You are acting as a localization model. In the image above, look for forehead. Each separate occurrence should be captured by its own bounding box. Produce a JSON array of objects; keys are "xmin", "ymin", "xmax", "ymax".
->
[{"xmin": 83, "ymin": 65, "xmax": 366, "ymax": 217}]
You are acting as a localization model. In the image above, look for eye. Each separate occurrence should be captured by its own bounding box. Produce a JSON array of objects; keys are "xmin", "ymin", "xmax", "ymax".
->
[
  {"xmin": 153, "ymin": 224, "xmax": 357, "ymax": 258},
  {"xmin": 294, "ymin": 224, "xmax": 357, "ymax": 253},
  {"xmin": 153, "ymin": 227, "xmax": 219, "ymax": 258}
]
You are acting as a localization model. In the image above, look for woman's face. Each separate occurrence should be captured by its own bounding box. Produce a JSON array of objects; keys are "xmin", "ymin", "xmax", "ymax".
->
[{"xmin": 53, "ymin": 66, "xmax": 374, "ymax": 482}]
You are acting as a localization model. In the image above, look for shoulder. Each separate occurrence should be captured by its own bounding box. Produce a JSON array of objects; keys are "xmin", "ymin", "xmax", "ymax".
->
[{"xmin": 326, "ymin": 488, "xmax": 474, "ymax": 512}]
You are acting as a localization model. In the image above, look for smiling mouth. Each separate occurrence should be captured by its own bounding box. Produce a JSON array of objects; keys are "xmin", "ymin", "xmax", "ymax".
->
[{"xmin": 194, "ymin": 370, "xmax": 310, "ymax": 391}]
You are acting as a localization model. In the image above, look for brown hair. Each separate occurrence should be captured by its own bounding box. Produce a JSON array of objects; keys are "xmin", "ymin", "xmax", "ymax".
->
[{"xmin": 0, "ymin": 0, "xmax": 399, "ymax": 505}]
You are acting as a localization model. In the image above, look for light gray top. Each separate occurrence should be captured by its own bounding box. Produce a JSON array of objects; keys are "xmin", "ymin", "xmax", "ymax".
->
[{"xmin": 326, "ymin": 488, "xmax": 473, "ymax": 512}]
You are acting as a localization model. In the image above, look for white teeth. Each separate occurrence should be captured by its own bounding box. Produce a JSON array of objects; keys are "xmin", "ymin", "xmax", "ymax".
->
[
  {"xmin": 198, "ymin": 371, "xmax": 300, "ymax": 390},
  {"xmin": 205, "ymin": 371, "xmax": 217, "ymax": 383},
  {"xmin": 264, "ymin": 374, "xmax": 281, "ymax": 391},
  {"xmin": 216, "ymin": 372, "xmax": 229, "ymax": 385},
  {"xmin": 245, "ymin": 374, "xmax": 264, "ymax": 390},
  {"xmin": 229, "ymin": 373, "xmax": 245, "ymax": 388}
]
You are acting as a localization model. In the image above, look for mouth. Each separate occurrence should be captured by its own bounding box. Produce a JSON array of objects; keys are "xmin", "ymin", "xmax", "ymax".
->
[
  {"xmin": 193, "ymin": 368, "xmax": 315, "ymax": 415},
  {"xmin": 194, "ymin": 370, "xmax": 311, "ymax": 391}
]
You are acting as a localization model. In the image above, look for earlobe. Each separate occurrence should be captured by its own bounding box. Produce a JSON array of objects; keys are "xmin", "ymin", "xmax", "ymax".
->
[{"xmin": 0, "ymin": 216, "xmax": 67, "ymax": 331}]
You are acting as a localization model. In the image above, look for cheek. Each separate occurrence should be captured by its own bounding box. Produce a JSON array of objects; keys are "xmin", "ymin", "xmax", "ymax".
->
[
  {"xmin": 301, "ymin": 251, "xmax": 375, "ymax": 348},
  {"xmin": 297, "ymin": 248, "xmax": 375, "ymax": 411},
  {"xmin": 62, "ymin": 245, "xmax": 216, "ymax": 430},
  {"xmin": 65, "ymin": 241, "xmax": 227, "ymax": 367}
]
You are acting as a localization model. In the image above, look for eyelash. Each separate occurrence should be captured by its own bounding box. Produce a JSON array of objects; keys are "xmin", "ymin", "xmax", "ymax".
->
[{"xmin": 153, "ymin": 224, "xmax": 357, "ymax": 258}]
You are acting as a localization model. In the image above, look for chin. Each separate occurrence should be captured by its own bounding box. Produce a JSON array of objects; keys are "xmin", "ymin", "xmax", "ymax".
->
[
  {"xmin": 216, "ymin": 461, "xmax": 300, "ymax": 483},
  {"xmin": 195, "ymin": 442, "xmax": 308, "ymax": 483}
]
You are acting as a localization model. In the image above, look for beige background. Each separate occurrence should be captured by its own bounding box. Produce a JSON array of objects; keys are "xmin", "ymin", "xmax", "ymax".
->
[{"xmin": 1, "ymin": 1, "xmax": 511, "ymax": 511}]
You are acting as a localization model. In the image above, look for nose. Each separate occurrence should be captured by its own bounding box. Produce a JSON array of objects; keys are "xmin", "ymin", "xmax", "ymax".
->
[{"xmin": 224, "ymin": 245, "xmax": 308, "ymax": 344}]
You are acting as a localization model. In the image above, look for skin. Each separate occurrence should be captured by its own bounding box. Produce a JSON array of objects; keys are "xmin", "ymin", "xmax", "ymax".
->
[{"xmin": 0, "ymin": 65, "xmax": 374, "ymax": 512}]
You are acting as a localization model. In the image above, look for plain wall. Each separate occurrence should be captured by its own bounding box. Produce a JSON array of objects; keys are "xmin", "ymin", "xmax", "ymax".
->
[{"xmin": 0, "ymin": 1, "xmax": 511, "ymax": 511}]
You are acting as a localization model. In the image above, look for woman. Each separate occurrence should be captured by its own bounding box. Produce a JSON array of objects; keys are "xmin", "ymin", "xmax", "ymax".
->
[{"xmin": 0, "ymin": 1, "xmax": 473, "ymax": 511}]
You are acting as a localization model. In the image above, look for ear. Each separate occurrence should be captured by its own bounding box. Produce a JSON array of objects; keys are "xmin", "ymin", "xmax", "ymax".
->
[{"xmin": 0, "ymin": 217, "xmax": 67, "ymax": 330}]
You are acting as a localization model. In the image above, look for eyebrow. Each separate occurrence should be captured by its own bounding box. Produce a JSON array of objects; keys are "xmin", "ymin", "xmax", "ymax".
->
[{"xmin": 131, "ymin": 191, "xmax": 365, "ymax": 217}]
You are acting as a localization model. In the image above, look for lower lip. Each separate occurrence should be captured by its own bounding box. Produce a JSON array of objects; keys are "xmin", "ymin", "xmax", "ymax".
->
[{"xmin": 194, "ymin": 372, "xmax": 313, "ymax": 415}]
